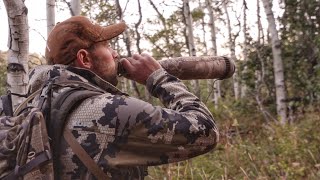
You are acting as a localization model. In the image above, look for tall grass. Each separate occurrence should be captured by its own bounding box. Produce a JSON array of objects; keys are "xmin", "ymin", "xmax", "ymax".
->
[{"xmin": 147, "ymin": 103, "xmax": 320, "ymax": 180}]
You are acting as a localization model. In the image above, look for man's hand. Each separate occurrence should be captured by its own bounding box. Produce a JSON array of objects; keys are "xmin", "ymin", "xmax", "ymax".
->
[{"xmin": 120, "ymin": 53, "xmax": 161, "ymax": 85}]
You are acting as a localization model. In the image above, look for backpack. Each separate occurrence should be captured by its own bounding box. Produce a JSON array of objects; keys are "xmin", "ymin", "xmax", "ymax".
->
[{"xmin": 0, "ymin": 79, "xmax": 110, "ymax": 180}]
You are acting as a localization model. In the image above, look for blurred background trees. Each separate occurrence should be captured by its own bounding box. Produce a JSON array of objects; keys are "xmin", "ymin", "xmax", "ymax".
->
[{"xmin": 1, "ymin": 0, "xmax": 319, "ymax": 179}]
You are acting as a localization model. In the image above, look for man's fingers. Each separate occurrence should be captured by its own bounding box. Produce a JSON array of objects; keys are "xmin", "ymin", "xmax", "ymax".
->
[
  {"xmin": 120, "ymin": 58, "xmax": 134, "ymax": 72},
  {"xmin": 132, "ymin": 53, "xmax": 143, "ymax": 60},
  {"xmin": 133, "ymin": 53, "xmax": 153, "ymax": 61},
  {"xmin": 120, "ymin": 54, "xmax": 161, "ymax": 84},
  {"xmin": 140, "ymin": 53, "xmax": 150, "ymax": 58}
]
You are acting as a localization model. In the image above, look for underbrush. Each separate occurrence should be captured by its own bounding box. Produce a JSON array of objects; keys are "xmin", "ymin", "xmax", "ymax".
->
[{"xmin": 147, "ymin": 102, "xmax": 320, "ymax": 180}]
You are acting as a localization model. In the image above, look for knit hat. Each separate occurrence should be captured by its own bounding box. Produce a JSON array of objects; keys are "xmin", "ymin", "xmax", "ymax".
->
[{"xmin": 45, "ymin": 16, "xmax": 126, "ymax": 65}]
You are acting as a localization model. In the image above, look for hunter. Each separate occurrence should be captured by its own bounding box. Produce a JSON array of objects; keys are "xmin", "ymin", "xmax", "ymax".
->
[{"xmin": 28, "ymin": 16, "xmax": 219, "ymax": 179}]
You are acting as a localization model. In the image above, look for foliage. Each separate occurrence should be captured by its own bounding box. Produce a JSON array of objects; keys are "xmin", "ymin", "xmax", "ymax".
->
[
  {"xmin": 191, "ymin": 8, "xmax": 205, "ymax": 22},
  {"xmin": 147, "ymin": 104, "xmax": 320, "ymax": 180},
  {"xmin": 237, "ymin": 43, "xmax": 280, "ymax": 120},
  {"xmin": 280, "ymin": 0, "xmax": 320, "ymax": 106},
  {"xmin": 232, "ymin": 0, "xmax": 320, "ymax": 124},
  {"xmin": 146, "ymin": 9, "xmax": 188, "ymax": 59},
  {"xmin": 81, "ymin": 0, "xmax": 118, "ymax": 22}
]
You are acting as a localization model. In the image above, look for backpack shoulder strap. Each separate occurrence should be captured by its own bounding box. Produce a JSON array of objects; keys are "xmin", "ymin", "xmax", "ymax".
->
[
  {"xmin": 13, "ymin": 88, "xmax": 43, "ymax": 116},
  {"xmin": 64, "ymin": 129, "xmax": 110, "ymax": 180}
]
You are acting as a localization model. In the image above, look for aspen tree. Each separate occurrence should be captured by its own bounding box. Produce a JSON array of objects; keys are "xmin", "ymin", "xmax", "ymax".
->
[
  {"xmin": 206, "ymin": 0, "xmax": 220, "ymax": 108},
  {"xmin": 46, "ymin": 0, "xmax": 55, "ymax": 36},
  {"xmin": 261, "ymin": 0, "xmax": 287, "ymax": 123},
  {"xmin": 183, "ymin": 0, "xmax": 201, "ymax": 98},
  {"xmin": 3, "ymin": 0, "xmax": 29, "ymax": 108}
]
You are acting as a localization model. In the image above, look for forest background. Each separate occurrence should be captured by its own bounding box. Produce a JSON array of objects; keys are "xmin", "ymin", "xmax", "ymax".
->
[{"xmin": 0, "ymin": 0, "xmax": 319, "ymax": 179}]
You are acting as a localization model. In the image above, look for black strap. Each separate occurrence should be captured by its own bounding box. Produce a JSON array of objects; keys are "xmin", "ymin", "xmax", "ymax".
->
[{"xmin": 3, "ymin": 151, "xmax": 51, "ymax": 180}]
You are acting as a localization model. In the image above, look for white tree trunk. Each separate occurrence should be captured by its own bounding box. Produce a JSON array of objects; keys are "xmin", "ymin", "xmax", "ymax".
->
[
  {"xmin": 255, "ymin": 0, "xmax": 263, "ymax": 92},
  {"xmin": 206, "ymin": 0, "xmax": 220, "ymax": 108},
  {"xmin": 255, "ymin": 0, "xmax": 264, "ymax": 92},
  {"xmin": 241, "ymin": 0, "xmax": 248, "ymax": 98},
  {"xmin": 223, "ymin": 1, "xmax": 239, "ymax": 100},
  {"xmin": 261, "ymin": 0, "xmax": 287, "ymax": 124},
  {"xmin": 3, "ymin": 0, "xmax": 29, "ymax": 108},
  {"xmin": 183, "ymin": 0, "xmax": 196, "ymax": 57},
  {"xmin": 183, "ymin": 0, "xmax": 200, "ymax": 98},
  {"xmin": 46, "ymin": 0, "xmax": 55, "ymax": 36},
  {"xmin": 257, "ymin": 0, "xmax": 264, "ymax": 44},
  {"xmin": 206, "ymin": 0, "xmax": 217, "ymax": 56},
  {"xmin": 71, "ymin": 0, "xmax": 81, "ymax": 16}
]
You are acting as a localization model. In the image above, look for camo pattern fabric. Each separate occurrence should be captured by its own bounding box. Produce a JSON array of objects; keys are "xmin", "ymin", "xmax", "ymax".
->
[
  {"xmin": 0, "ymin": 107, "xmax": 54, "ymax": 180},
  {"xmin": 28, "ymin": 65, "xmax": 219, "ymax": 180}
]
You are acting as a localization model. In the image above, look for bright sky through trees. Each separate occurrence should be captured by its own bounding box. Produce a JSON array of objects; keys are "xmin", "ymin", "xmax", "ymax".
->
[
  {"xmin": 0, "ymin": 0, "xmax": 282, "ymax": 58},
  {"xmin": 0, "ymin": 0, "xmax": 70, "ymax": 56}
]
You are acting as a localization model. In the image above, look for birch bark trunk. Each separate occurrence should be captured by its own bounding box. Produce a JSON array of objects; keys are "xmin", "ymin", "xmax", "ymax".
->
[
  {"xmin": 71, "ymin": 0, "xmax": 81, "ymax": 16},
  {"xmin": 206, "ymin": 0, "xmax": 220, "ymax": 108},
  {"xmin": 3, "ymin": 0, "xmax": 29, "ymax": 108},
  {"xmin": 241, "ymin": 0, "xmax": 248, "ymax": 98},
  {"xmin": 183, "ymin": 0, "xmax": 201, "ymax": 98},
  {"xmin": 223, "ymin": 1, "xmax": 239, "ymax": 100},
  {"xmin": 255, "ymin": 0, "xmax": 266, "ymax": 91},
  {"xmin": 257, "ymin": 0, "xmax": 264, "ymax": 44},
  {"xmin": 255, "ymin": 0, "xmax": 264, "ymax": 93},
  {"xmin": 46, "ymin": 0, "xmax": 55, "ymax": 36},
  {"xmin": 261, "ymin": 0, "xmax": 287, "ymax": 124}
]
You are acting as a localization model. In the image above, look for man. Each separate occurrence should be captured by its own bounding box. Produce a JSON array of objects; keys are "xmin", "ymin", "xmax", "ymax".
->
[{"xmin": 29, "ymin": 16, "xmax": 219, "ymax": 179}]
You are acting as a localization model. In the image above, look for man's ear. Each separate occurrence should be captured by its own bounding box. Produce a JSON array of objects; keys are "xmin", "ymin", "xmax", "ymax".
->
[{"xmin": 75, "ymin": 49, "xmax": 92, "ymax": 69}]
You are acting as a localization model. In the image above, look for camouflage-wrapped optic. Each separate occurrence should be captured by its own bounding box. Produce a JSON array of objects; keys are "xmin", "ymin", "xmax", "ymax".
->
[{"xmin": 118, "ymin": 56, "xmax": 235, "ymax": 80}]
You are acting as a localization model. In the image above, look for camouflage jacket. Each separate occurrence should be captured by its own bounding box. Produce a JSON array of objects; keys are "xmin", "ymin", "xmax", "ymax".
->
[{"xmin": 28, "ymin": 65, "xmax": 219, "ymax": 180}]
